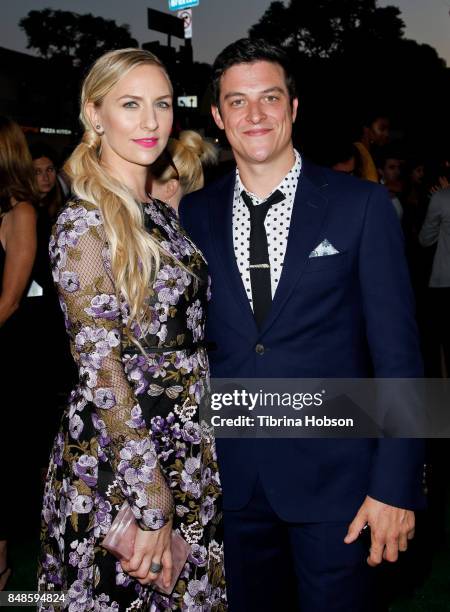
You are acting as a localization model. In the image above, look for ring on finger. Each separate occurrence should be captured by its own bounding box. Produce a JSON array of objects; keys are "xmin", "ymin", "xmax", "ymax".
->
[{"xmin": 150, "ymin": 561, "xmax": 162, "ymax": 574}]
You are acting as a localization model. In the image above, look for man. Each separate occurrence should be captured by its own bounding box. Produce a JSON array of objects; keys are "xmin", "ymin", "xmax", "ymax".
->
[
  {"xmin": 179, "ymin": 39, "xmax": 424, "ymax": 612},
  {"xmin": 375, "ymin": 147, "xmax": 406, "ymax": 219}
]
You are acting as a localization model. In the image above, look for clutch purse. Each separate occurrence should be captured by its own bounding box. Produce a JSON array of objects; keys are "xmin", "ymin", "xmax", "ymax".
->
[{"xmin": 101, "ymin": 501, "xmax": 191, "ymax": 595}]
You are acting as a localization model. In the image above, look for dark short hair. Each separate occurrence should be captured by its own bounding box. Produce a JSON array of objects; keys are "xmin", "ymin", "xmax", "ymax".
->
[{"xmin": 212, "ymin": 38, "xmax": 297, "ymax": 109}]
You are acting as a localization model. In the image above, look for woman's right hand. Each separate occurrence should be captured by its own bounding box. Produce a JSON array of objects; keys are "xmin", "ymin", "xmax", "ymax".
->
[{"xmin": 121, "ymin": 519, "xmax": 173, "ymax": 588}]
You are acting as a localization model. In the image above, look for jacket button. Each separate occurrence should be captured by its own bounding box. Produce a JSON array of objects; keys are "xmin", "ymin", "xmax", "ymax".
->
[{"xmin": 255, "ymin": 343, "xmax": 265, "ymax": 355}]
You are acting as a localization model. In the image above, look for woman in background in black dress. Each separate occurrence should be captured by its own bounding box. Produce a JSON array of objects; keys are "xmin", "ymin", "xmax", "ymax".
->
[{"xmin": 0, "ymin": 116, "xmax": 39, "ymax": 590}]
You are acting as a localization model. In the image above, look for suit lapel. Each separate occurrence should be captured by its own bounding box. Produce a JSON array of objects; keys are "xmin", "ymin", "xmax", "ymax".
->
[
  {"xmin": 260, "ymin": 162, "xmax": 329, "ymax": 335},
  {"xmin": 209, "ymin": 171, "xmax": 258, "ymax": 334}
]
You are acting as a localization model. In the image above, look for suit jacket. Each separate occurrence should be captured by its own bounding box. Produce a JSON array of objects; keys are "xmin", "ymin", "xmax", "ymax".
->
[{"xmin": 179, "ymin": 161, "xmax": 425, "ymax": 522}]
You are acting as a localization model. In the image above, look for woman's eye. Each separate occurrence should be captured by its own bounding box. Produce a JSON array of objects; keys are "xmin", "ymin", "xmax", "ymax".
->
[
  {"xmin": 156, "ymin": 101, "xmax": 171, "ymax": 109},
  {"xmin": 123, "ymin": 101, "xmax": 138, "ymax": 108}
]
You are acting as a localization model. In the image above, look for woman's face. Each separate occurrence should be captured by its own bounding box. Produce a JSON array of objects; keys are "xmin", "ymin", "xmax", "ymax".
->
[
  {"xmin": 89, "ymin": 64, "xmax": 173, "ymax": 172},
  {"xmin": 33, "ymin": 156, "xmax": 57, "ymax": 194}
]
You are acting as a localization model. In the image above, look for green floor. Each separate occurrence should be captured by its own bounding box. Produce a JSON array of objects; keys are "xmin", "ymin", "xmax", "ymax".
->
[{"xmin": 5, "ymin": 487, "xmax": 450, "ymax": 611}]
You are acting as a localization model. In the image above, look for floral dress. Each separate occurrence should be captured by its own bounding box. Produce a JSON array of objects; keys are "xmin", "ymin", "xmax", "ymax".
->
[{"xmin": 38, "ymin": 197, "xmax": 227, "ymax": 611}]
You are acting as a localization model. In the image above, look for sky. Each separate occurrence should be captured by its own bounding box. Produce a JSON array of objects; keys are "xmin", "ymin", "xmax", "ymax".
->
[{"xmin": 1, "ymin": 0, "xmax": 449, "ymax": 66}]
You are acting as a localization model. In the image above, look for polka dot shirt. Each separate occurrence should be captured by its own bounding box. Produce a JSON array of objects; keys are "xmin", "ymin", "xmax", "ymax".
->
[{"xmin": 232, "ymin": 150, "xmax": 302, "ymax": 309}]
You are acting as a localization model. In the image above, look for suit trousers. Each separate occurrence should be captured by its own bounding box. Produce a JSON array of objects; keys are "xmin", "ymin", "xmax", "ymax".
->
[{"xmin": 223, "ymin": 478, "xmax": 378, "ymax": 612}]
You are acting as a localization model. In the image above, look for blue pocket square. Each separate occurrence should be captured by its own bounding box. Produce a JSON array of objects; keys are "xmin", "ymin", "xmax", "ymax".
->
[{"xmin": 309, "ymin": 239, "xmax": 340, "ymax": 258}]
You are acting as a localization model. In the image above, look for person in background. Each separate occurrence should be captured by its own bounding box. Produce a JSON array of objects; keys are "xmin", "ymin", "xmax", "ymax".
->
[
  {"xmin": 29, "ymin": 145, "xmax": 75, "ymax": 461},
  {"xmin": 354, "ymin": 111, "xmax": 390, "ymax": 182},
  {"xmin": 419, "ymin": 186, "xmax": 450, "ymax": 376},
  {"xmin": 150, "ymin": 130, "xmax": 218, "ymax": 213},
  {"xmin": 0, "ymin": 116, "xmax": 39, "ymax": 590},
  {"xmin": 375, "ymin": 146, "xmax": 405, "ymax": 220}
]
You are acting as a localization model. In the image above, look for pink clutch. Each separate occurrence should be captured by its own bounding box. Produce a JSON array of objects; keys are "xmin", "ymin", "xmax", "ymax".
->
[{"xmin": 102, "ymin": 502, "xmax": 191, "ymax": 595}]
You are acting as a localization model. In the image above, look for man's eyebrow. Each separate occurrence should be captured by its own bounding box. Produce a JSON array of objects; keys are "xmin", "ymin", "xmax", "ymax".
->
[{"xmin": 223, "ymin": 86, "xmax": 286, "ymax": 100}]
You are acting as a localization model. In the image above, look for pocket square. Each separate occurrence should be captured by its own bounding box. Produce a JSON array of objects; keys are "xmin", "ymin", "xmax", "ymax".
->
[{"xmin": 309, "ymin": 239, "xmax": 340, "ymax": 258}]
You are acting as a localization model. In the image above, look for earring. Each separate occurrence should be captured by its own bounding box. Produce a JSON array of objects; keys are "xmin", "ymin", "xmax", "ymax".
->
[{"xmin": 96, "ymin": 124, "xmax": 103, "ymax": 134}]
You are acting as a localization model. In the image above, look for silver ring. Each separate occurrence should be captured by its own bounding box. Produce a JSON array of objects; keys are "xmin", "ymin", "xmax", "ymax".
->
[{"xmin": 150, "ymin": 561, "xmax": 162, "ymax": 574}]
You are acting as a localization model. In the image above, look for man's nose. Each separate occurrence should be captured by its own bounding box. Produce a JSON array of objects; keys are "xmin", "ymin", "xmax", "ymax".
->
[{"xmin": 246, "ymin": 100, "xmax": 266, "ymax": 124}]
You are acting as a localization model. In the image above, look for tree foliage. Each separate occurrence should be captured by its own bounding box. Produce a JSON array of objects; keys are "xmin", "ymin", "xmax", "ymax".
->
[
  {"xmin": 249, "ymin": 0, "xmax": 404, "ymax": 58},
  {"xmin": 19, "ymin": 9, "xmax": 138, "ymax": 68}
]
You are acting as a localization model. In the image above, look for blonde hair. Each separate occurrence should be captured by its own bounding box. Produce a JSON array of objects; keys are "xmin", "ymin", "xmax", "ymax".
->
[
  {"xmin": 0, "ymin": 116, "xmax": 40, "ymax": 213},
  {"xmin": 151, "ymin": 130, "xmax": 218, "ymax": 195},
  {"xmin": 65, "ymin": 48, "xmax": 172, "ymax": 333}
]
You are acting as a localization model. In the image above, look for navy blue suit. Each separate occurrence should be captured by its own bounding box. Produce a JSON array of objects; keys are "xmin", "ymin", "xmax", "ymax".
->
[{"xmin": 180, "ymin": 162, "xmax": 425, "ymax": 612}]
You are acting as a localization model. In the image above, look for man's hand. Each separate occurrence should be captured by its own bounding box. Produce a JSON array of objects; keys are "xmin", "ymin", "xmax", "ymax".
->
[{"xmin": 344, "ymin": 496, "xmax": 415, "ymax": 566}]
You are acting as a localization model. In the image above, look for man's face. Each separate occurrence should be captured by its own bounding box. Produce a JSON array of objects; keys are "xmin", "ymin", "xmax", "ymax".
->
[
  {"xmin": 369, "ymin": 117, "xmax": 390, "ymax": 146},
  {"xmin": 211, "ymin": 61, "xmax": 298, "ymax": 166},
  {"xmin": 381, "ymin": 158, "xmax": 403, "ymax": 183}
]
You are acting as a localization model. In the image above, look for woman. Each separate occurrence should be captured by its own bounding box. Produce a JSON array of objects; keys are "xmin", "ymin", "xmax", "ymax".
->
[
  {"xmin": 0, "ymin": 116, "xmax": 38, "ymax": 590},
  {"xmin": 38, "ymin": 49, "xmax": 226, "ymax": 610},
  {"xmin": 150, "ymin": 131, "xmax": 217, "ymax": 213}
]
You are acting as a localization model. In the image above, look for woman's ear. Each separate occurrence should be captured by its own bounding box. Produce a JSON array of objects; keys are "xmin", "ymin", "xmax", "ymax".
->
[{"xmin": 85, "ymin": 102, "xmax": 102, "ymax": 133}]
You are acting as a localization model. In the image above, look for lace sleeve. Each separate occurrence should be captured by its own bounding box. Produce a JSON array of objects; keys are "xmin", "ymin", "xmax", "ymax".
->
[{"xmin": 50, "ymin": 201, "xmax": 174, "ymax": 530}]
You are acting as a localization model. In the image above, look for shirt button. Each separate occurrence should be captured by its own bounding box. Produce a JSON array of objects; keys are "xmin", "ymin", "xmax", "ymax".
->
[{"xmin": 255, "ymin": 344, "xmax": 265, "ymax": 355}]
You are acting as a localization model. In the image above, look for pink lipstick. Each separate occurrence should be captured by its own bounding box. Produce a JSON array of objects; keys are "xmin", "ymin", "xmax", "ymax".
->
[{"xmin": 133, "ymin": 138, "xmax": 159, "ymax": 148}]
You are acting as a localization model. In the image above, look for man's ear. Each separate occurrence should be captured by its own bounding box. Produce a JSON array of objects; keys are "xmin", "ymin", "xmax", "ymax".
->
[
  {"xmin": 291, "ymin": 98, "xmax": 299, "ymax": 123},
  {"xmin": 166, "ymin": 178, "xmax": 180, "ymax": 200},
  {"xmin": 211, "ymin": 105, "xmax": 225, "ymax": 130}
]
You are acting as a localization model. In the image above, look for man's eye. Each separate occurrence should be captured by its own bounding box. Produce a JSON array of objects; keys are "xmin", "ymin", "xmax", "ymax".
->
[
  {"xmin": 264, "ymin": 96, "xmax": 279, "ymax": 103},
  {"xmin": 230, "ymin": 99, "xmax": 244, "ymax": 107}
]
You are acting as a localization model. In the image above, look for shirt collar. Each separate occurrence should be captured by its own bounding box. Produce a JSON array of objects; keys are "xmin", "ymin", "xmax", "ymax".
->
[{"xmin": 235, "ymin": 149, "xmax": 302, "ymax": 204}]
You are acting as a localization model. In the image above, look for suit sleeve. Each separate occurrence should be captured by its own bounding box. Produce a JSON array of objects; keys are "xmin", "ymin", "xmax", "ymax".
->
[{"xmin": 358, "ymin": 185, "xmax": 425, "ymax": 509}]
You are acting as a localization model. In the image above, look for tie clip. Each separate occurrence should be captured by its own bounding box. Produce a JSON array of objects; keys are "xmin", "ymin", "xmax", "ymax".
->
[{"xmin": 249, "ymin": 263, "xmax": 270, "ymax": 269}]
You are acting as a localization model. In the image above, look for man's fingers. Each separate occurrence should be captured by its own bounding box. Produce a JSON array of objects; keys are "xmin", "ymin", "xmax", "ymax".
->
[
  {"xmin": 407, "ymin": 527, "xmax": 415, "ymax": 540},
  {"xmin": 344, "ymin": 515, "xmax": 367, "ymax": 544},
  {"xmin": 367, "ymin": 536, "xmax": 384, "ymax": 567},
  {"xmin": 398, "ymin": 533, "xmax": 408, "ymax": 552},
  {"xmin": 383, "ymin": 538, "xmax": 399, "ymax": 563}
]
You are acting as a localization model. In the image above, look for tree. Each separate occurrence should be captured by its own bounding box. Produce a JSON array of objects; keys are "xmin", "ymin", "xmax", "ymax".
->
[
  {"xmin": 249, "ymin": 0, "xmax": 404, "ymax": 58},
  {"xmin": 19, "ymin": 9, "xmax": 138, "ymax": 68}
]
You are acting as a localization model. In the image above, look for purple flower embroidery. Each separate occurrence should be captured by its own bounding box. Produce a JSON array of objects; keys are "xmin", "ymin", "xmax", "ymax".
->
[
  {"xmin": 75, "ymin": 326, "xmax": 120, "ymax": 369},
  {"xmin": 183, "ymin": 574, "xmax": 211, "ymax": 611},
  {"xmin": 188, "ymin": 543, "xmax": 207, "ymax": 567},
  {"xmin": 73, "ymin": 455, "xmax": 98, "ymax": 488},
  {"xmin": 85, "ymin": 294, "xmax": 120, "ymax": 320},
  {"xmin": 56, "ymin": 206, "xmax": 98, "ymax": 249},
  {"xmin": 93, "ymin": 388, "xmax": 116, "ymax": 410},
  {"xmin": 118, "ymin": 438, "xmax": 157, "ymax": 486},
  {"xmin": 154, "ymin": 265, "xmax": 190, "ymax": 305},
  {"xmin": 60, "ymin": 271, "xmax": 80, "ymax": 293},
  {"xmin": 186, "ymin": 299, "xmax": 203, "ymax": 342},
  {"xmin": 200, "ymin": 495, "xmax": 215, "ymax": 526},
  {"xmin": 180, "ymin": 457, "xmax": 202, "ymax": 498},
  {"xmin": 125, "ymin": 404, "xmax": 146, "ymax": 429},
  {"xmin": 142, "ymin": 508, "xmax": 165, "ymax": 530}
]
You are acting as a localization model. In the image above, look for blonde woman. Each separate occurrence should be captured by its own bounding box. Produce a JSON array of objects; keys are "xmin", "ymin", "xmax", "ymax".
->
[
  {"xmin": 38, "ymin": 49, "xmax": 226, "ymax": 610},
  {"xmin": 150, "ymin": 131, "xmax": 218, "ymax": 212}
]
